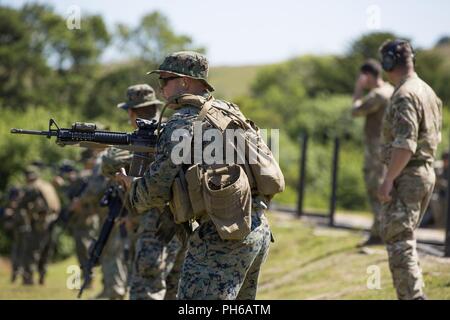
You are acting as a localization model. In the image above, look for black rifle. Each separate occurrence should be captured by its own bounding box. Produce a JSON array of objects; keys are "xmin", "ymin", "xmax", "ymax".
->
[
  {"xmin": 11, "ymin": 117, "xmax": 160, "ymax": 298},
  {"xmin": 77, "ymin": 185, "xmax": 127, "ymax": 298},
  {"xmin": 11, "ymin": 118, "xmax": 159, "ymax": 155}
]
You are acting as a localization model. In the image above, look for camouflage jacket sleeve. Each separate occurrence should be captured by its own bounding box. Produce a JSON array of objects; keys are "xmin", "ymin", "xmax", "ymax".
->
[
  {"xmin": 101, "ymin": 147, "xmax": 133, "ymax": 178},
  {"xmin": 390, "ymin": 95, "xmax": 419, "ymax": 153},
  {"xmin": 129, "ymin": 108, "xmax": 197, "ymax": 214},
  {"xmin": 352, "ymin": 90, "xmax": 384, "ymax": 117}
]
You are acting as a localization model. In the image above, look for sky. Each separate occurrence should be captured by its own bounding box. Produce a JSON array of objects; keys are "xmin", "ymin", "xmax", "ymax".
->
[{"xmin": 3, "ymin": 0, "xmax": 450, "ymax": 66}]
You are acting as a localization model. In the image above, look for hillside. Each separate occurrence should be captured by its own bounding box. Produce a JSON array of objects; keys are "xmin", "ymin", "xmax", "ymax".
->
[{"xmin": 206, "ymin": 64, "xmax": 271, "ymax": 99}]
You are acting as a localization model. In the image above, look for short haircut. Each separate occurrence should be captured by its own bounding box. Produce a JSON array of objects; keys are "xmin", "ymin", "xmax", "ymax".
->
[
  {"xmin": 360, "ymin": 59, "xmax": 382, "ymax": 78},
  {"xmin": 379, "ymin": 39, "xmax": 415, "ymax": 67}
]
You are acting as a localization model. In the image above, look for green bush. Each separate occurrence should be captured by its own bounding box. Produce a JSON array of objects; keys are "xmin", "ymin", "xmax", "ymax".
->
[{"xmin": 0, "ymin": 106, "xmax": 88, "ymax": 188}]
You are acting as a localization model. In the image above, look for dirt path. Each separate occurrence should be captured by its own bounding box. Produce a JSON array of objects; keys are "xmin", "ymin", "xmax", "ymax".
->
[{"xmin": 270, "ymin": 207, "xmax": 446, "ymax": 251}]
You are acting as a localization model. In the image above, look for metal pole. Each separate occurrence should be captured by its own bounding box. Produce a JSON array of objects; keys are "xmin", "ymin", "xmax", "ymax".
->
[
  {"xmin": 445, "ymin": 138, "xmax": 450, "ymax": 257},
  {"xmin": 329, "ymin": 137, "xmax": 340, "ymax": 227},
  {"xmin": 297, "ymin": 133, "xmax": 308, "ymax": 217}
]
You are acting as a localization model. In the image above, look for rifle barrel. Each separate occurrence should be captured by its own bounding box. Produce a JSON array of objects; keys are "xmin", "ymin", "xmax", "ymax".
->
[{"xmin": 10, "ymin": 128, "xmax": 53, "ymax": 136}]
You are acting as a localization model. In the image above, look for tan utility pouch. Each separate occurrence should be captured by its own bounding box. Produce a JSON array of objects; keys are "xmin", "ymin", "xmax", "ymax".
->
[
  {"xmin": 185, "ymin": 164, "xmax": 207, "ymax": 217},
  {"xmin": 202, "ymin": 164, "xmax": 252, "ymax": 240},
  {"xmin": 169, "ymin": 169, "xmax": 194, "ymax": 224}
]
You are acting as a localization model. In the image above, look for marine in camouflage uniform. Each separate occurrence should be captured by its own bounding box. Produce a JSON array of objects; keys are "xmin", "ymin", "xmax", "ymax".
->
[
  {"xmin": 122, "ymin": 52, "xmax": 272, "ymax": 300},
  {"xmin": 71, "ymin": 148, "xmax": 127, "ymax": 300},
  {"xmin": 1, "ymin": 186, "xmax": 24, "ymax": 283},
  {"xmin": 102, "ymin": 84, "xmax": 185, "ymax": 300},
  {"xmin": 378, "ymin": 40, "xmax": 442, "ymax": 300},
  {"xmin": 18, "ymin": 165, "xmax": 61, "ymax": 285},
  {"xmin": 68, "ymin": 150, "xmax": 107, "ymax": 291},
  {"xmin": 351, "ymin": 59, "xmax": 394, "ymax": 245}
]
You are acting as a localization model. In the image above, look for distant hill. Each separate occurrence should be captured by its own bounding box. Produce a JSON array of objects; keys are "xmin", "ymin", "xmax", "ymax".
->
[
  {"xmin": 98, "ymin": 61, "xmax": 271, "ymax": 100},
  {"xmin": 209, "ymin": 64, "xmax": 272, "ymax": 99}
]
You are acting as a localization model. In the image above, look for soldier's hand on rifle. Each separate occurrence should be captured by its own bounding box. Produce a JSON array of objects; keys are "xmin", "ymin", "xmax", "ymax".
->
[{"xmin": 115, "ymin": 167, "xmax": 133, "ymax": 190}]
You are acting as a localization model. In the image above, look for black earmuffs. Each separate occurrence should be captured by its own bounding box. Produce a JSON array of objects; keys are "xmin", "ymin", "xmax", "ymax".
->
[{"xmin": 381, "ymin": 40, "xmax": 415, "ymax": 72}]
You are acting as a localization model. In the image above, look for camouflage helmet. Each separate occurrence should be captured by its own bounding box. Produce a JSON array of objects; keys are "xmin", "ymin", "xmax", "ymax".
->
[
  {"xmin": 147, "ymin": 51, "xmax": 215, "ymax": 92},
  {"xmin": 117, "ymin": 84, "xmax": 163, "ymax": 110}
]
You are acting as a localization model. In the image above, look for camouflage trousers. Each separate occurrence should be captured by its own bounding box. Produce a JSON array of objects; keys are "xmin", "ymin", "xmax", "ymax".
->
[
  {"xmin": 100, "ymin": 225, "xmax": 128, "ymax": 299},
  {"xmin": 178, "ymin": 211, "xmax": 271, "ymax": 300},
  {"xmin": 14, "ymin": 227, "xmax": 48, "ymax": 284},
  {"xmin": 379, "ymin": 165, "xmax": 435, "ymax": 300},
  {"xmin": 11, "ymin": 229, "xmax": 24, "ymax": 280},
  {"xmin": 73, "ymin": 225, "xmax": 98, "ymax": 276},
  {"xmin": 13, "ymin": 227, "xmax": 33, "ymax": 283},
  {"xmin": 363, "ymin": 145, "xmax": 386, "ymax": 237},
  {"xmin": 129, "ymin": 209, "xmax": 184, "ymax": 300}
]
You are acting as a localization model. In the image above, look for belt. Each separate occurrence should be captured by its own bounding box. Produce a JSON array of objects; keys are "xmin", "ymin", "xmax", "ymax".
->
[{"xmin": 406, "ymin": 159, "xmax": 430, "ymax": 167}]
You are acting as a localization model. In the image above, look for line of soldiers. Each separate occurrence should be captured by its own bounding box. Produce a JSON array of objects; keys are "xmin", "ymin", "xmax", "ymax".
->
[
  {"xmin": 1, "ymin": 150, "xmax": 129, "ymax": 297},
  {"xmin": 352, "ymin": 39, "xmax": 443, "ymax": 300},
  {"xmin": 0, "ymin": 84, "xmax": 190, "ymax": 299},
  {"xmin": 2, "ymin": 166, "xmax": 61, "ymax": 285},
  {"xmin": 2, "ymin": 39, "xmax": 443, "ymax": 301}
]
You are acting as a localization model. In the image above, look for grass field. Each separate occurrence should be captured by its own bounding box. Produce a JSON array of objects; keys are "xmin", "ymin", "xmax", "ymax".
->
[
  {"xmin": 1, "ymin": 212, "xmax": 449, "ymax": 300},
  {"xmin": 209, "ymin": 64, "xmax": 270, "ymax": 99}
]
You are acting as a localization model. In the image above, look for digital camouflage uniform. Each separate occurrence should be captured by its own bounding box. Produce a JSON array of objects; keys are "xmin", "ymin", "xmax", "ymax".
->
[
  {"xmin": 2, "ymin": 187, "xmax": 24, "ymax": 283},
  {"xmin": 380, "ymin": 73, "xmax": 442, "ymax": 300},
  {"xmin": 352, "ymin": 82, "xmax": 394, "ymax": 238},
  {"xmin": 75, "ymin": 149, "xmax": 128, "ymax": 300},
  {"xmin": 18, "ymin": 167, "xmax": 61, "ymax": 285},
  {"xmin": 130, "ymin": 52, "xmax": 272, "ymax": 300},
  {"xmin": 11, "ymin": 205, "xmax": 33, "ymax": 284},
  {"xmin": 71, "ymin": 161, "xmax": 107, "ymax": 290},
  {"xmin": 100, "ymin": 147, "xmax": 133, "ymax": 299},
  {"xmin": 99, "ymin": 219, "xmax": 128, "ymax": 299},
  {"xmin": 103, "ymin": 84, "xmax": 185, "ymax": 300}
]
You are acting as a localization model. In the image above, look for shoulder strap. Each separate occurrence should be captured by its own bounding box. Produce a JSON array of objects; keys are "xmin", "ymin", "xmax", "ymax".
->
[{"xmin": 196, "ymin": 96, "xmax": 214, "ymax": 122}]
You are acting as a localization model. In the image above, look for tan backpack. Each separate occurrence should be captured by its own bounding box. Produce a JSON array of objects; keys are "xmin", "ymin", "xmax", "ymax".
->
[
  {"xmin": 169, "ymin": 96, "xmax": 284, "ymax": 240},
  {"xmin": 197, "ymin": 98, "xmax": 285, "ymax": 197}
]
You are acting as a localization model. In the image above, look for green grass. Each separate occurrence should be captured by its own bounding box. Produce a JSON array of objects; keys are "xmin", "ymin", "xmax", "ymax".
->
[
  {"xmin": 209, "ymin": 65, "xmax": 270, "ymax": 99},
  {"xmin": 0, "ymin": 256, "xmax": 103, "ymax": 300},
  {"xmin": 257, "ymin": 213, "xmax": 450, "ymax": 299},
  {"xmin": 1, "ymin": 212, "xmax": 449, "ymax": 300}
]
